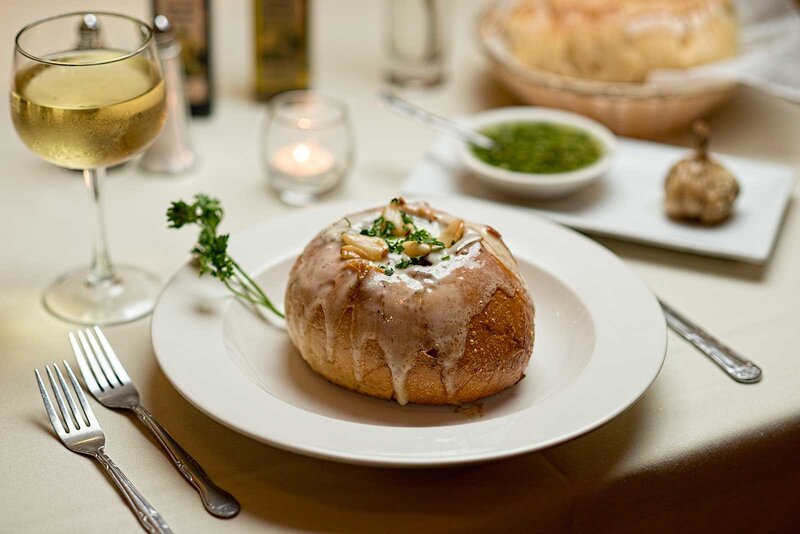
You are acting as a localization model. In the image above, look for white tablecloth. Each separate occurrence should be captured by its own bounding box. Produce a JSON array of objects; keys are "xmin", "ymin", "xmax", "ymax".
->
[{"xmin": 2, "ymin": 1, "xmax": 800, "ymax": 532}]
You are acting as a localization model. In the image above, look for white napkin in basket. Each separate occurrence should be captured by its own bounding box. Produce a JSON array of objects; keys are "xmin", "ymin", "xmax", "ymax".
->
[{"xmin": 649, "ymin": 0, "xmax": 800, "ymax": 103}]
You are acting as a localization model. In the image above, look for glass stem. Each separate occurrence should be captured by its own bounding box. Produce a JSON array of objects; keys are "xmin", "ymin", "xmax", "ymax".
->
[{"xmin": 83, "ymin": 167, "xmax": 116, "ymax": 284}]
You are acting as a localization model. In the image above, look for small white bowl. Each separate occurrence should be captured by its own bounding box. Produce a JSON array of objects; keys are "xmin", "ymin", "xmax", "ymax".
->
[{"xmin": 454, "ymin": 107, "xmax": 618, "ymax": 199}]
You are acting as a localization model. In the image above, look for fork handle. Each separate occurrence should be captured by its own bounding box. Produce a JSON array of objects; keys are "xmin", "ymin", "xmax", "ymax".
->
[
  {"xmin": 133, "ymin": 405, "xmax": 241, "ymax": 518},
  {"xmin": 94, "ymin": 448, "xmax": 173, "ymax": 534}
]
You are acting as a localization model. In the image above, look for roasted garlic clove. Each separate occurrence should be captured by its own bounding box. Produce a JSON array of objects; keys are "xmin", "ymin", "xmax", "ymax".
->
[
  {"xmin": 341, "ymin": 233, "xmax": 389, "ymax": 261},
  {"xmin": 341, "ymin": 245, "xmax": 368, "ymax": 260},
  {"xmin": 438, "ymin": 219, "xmax": 465, "ymax": 248},
  {"xmin": 664, "ymin": 120, "xmax": 739, "ymax": 225},
  {"xmin": 382, "ymin": 203, "xmax": 412, "ymax": 237},
  {"xmin": 402, "ymin": 241, "xmax": 432, "ymax": 258},
  {"xmin": 402, "ymin": 201, "xmax": 437, "ymax": 222}
]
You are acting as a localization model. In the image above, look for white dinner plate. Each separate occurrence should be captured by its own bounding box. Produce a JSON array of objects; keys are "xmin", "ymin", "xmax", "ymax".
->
[{"xmin": 151, "ymin": 196, "xmax": 667, "ymax": 467}]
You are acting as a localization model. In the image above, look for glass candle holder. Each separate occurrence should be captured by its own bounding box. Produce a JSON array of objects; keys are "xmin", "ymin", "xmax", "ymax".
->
[{"xmin": 263, "ymin": 91, "xmax": 353, "ymax": 206}]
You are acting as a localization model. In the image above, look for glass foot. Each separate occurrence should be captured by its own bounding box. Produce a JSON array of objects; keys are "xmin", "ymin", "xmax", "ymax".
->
[
  {"xmin": 277, "ymin": 189, "xmax": 321, "ymax": 206},
  {"xmin": 43, "ymin": 265, "xmax": 161, "ymax": 326},
  {"xmin": 386, "ymin": 68, "xmax": 444, "ymax": 88}
]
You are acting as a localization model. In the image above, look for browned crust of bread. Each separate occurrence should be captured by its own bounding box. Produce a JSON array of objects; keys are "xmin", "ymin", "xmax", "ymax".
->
[{"xmin": 286, "ymin": 245, "xmax": 535, "ymax": 405}]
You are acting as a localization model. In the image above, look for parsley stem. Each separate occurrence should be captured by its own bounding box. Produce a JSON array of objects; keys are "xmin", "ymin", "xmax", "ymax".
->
[
  {"xmin": 223, "ymin": 279, "xmax": 257, "ymax": 305},
  {"xmin": 232, "ymin": 260, "xmax": 285, "ymax": 318}
]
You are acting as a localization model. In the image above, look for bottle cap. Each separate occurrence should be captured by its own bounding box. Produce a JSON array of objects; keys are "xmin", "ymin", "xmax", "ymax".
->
[
  {"xmin": 81, "ymin": 14, "xmax": 100, "ymax": 32},
  {"xmin": 78, "ymin": 13, "xmax": 104, "ymax": 49},
  {"xmin": 153, "ymin": 14, "xmax": 176, "ymax": 46}
]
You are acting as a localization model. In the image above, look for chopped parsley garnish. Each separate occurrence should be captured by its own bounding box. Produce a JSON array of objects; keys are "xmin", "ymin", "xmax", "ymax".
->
[
  {"xmin": 386, "ymin": 240, "xmax": 405, "ymax": 254},
  {"xmin": 356, "ymin": 200, "xmax": 454, "ymax": 276},
  {"xmin": 360, "ymin": 216, "xmax": 396, "ymax": 239},
  {"xmin": 442, "ymin": 255, "xmax": 451, "ymax": 261},
  {"xmin": 406, "ymin": 228, "xmax": 444, "ymax": 248}
]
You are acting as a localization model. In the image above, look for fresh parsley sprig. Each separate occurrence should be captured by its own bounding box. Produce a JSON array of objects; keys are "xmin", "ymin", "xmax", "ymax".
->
[{"xmin": 167, "ymin": 194, "xmax": 284, "ymax": 318}]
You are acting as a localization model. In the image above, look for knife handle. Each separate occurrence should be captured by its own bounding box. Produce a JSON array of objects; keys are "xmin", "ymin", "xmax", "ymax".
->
[{"xmin": 660, "ymin": 300, "xmax": 762, "ymax": 384}]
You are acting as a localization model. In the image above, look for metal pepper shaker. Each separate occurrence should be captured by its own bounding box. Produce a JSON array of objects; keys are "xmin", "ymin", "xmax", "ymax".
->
[{"xmin": 140, "ymin": 14, "xmax": 196, "ymax": 174}]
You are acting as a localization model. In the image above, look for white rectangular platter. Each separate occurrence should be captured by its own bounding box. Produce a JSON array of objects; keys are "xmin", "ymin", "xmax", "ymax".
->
[{"xmin": 403, "ymin": 137, "xmax": 796, "ymax": 263}]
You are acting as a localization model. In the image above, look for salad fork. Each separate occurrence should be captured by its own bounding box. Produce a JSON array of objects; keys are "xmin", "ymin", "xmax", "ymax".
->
[
  {"xmin": 69, "ymin": 326, "xmax": 240, "ymax": 518},
  {"xmin": 35, "ymin": 362, "xmax": 172, "ymax": 533}
]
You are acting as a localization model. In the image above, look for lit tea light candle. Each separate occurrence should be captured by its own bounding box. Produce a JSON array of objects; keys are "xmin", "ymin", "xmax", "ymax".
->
[{"xmin": 271, "ymin": 142, "xmax": 335, "ymax": 178}]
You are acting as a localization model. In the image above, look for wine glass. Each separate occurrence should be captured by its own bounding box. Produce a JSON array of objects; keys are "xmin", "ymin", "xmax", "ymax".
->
[{"xmin": 10, "ymin": 12, "xmax": 167, "ymax": 325}]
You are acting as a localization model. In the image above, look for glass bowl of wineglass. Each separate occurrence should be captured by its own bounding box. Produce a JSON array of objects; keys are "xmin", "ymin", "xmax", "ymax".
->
[{"xmin": 10, "ymin": 12, "xmax": 167, "ymax": 325}]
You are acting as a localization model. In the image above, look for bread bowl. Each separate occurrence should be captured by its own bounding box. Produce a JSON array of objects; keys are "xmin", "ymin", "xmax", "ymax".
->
[{"xmin": 284, "ymin": 198, "xmax": 535, "ymax": 405}]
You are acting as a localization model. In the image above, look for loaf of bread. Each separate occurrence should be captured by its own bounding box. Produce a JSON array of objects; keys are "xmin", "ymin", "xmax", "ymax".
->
[
  {"xmin": 284, "ymin": 199, "xmax": 535, "ymax": 405},
  {"xmin": 503, "ymin": 0, "xmax": 738, "ymax": 82}
]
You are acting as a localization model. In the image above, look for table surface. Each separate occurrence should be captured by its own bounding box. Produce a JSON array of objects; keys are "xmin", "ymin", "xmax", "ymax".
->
[{"xmin": 3, "ymin": 1, "xmax": 800, "ymax": 532}]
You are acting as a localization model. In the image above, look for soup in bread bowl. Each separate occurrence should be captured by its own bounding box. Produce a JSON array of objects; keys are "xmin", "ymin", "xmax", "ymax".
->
[{"xmin": 285, "ymin": 198, "xmax": 535, "ymax": 405}]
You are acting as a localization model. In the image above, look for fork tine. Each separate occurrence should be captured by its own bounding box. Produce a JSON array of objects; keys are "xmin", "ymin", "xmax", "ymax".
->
[
  {"xmin": 35, "ymin": 369, "xmax": 66, "ymax": 436},
  {"xmin": 64, "ymin": 360, "xmax": 97, "ymax": 427},
  {"xmin": 93, "ymin": 326, "xmax": 131, "ymax": 384},
  {"xmin": 53, "ymin": 363, "xmax": 82, "ymax": 429},
  {"xmin": 77, "ymin": 330, "xmax": 111, "ymax": 390},
  {"xmin": 70, "ymin": 331, "xmax": 101, "ymax": 395},
  {"xmin": 84, "ymin": 328, "xmax": 119, "ymax": 387},
  {"xmin": 45, "ymin": 365, "xmax": 76, "ymax": 433}
]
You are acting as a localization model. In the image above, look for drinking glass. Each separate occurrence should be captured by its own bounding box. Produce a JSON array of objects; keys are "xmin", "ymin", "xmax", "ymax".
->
[
  {"xmin": 10, "ymin": 12, "xmax": 167, "ymax": 325},
  {"xmin": 262, "ymin": 91, "xmax": 353, "ymax": 206},
  {"xmin": 384, "ymin": 0, "xmax": 447, "ymax": 86}
]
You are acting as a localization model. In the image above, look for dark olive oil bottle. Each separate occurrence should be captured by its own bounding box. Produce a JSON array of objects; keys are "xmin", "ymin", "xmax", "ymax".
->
[{"xmin": 254, "ymin": 0, "xmax": 310, "ymax": 100}]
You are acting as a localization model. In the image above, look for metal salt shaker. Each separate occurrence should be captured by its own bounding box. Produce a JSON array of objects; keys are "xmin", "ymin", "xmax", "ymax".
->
[{"xmin": 140, "ymin": 15, "xmax": 196, "ymax": 174}]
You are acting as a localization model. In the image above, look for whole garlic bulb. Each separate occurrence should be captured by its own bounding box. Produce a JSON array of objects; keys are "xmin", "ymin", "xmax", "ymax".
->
[{"xmin": 664, "ymin": 120, "xmax": 739, "ymax": 225}]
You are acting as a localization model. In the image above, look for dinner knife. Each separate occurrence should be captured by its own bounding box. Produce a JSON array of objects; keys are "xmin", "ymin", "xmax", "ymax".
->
[{"xmin": 660, "ymin": 299, "xmax": 762, "ymax": 383}]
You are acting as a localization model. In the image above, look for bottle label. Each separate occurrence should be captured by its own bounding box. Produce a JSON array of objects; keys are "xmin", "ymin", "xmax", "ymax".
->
[
  {"xmin": 254, "ymin": 0, "xmax": 309, "ymax": 98},
  {"xmin": 153, "ymin": 0, "xmax": 210, "ymax": 105}
]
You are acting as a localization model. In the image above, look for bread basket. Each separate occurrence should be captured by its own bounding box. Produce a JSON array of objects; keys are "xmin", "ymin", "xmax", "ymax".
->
[{"xmin": 477, "ymin": 1, "xmax": 738, "ymax": 139}]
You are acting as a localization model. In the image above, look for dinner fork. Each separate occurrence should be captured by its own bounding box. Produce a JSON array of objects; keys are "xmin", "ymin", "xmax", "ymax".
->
[
  {"xmin": 69, "ymin": 326, "xmax": 240, "ymax": 519},
  {"xmin": 35, "ymin": 362, "xmax": 172, "ymax": 533}
]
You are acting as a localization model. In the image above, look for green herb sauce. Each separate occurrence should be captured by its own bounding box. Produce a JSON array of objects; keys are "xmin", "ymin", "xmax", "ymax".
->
[{"xmin": 471, "ymin": 121, "xmax": 602, "ymax": 174}]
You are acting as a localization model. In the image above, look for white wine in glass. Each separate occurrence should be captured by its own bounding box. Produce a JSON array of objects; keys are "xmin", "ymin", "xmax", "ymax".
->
[
  {"xmin": 12, "ymin": 50, "xmax": 165, "ymax": 169},
  {"xmin": 10, "ymin": 13, "xmax": 167, "ymax": 325}
]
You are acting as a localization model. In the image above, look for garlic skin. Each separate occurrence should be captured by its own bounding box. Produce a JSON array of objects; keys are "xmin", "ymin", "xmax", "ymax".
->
[{"xmin": 664, "ymin": 120, "xmax": 739, "ymax": 226}]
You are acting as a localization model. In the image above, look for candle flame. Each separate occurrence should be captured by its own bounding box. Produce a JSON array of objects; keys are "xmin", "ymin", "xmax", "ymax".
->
[{"xmin": 293, "ymin": 143, "xmax": 311, "ymax": 163}]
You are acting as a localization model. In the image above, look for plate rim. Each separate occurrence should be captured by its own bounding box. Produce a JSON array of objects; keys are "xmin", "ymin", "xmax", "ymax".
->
[{"xmin": 151, "ymin": 195, "xmax": 667, "ymax": 467}]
